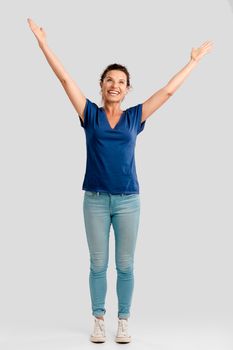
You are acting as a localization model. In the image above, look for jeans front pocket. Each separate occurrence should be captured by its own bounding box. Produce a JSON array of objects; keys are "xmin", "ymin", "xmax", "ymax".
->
[
  {"xmin": 84, "ymin": 191, "xmax": 96, "ymax": 197},
  {"xmin": 123, "ymin": 193, "xmax": 139, "ymax": 198}
]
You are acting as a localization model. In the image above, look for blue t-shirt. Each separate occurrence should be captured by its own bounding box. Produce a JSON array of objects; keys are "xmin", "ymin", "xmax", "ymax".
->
[{"xmin": 79, "ymin": 98, "xmax": 146, "ymax": 194}]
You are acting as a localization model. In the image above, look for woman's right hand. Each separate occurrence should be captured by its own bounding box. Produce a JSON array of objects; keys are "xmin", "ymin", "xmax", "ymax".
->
[{"xmin": 27, "ymin": 18, "xmax": 47, "ymax": 47}]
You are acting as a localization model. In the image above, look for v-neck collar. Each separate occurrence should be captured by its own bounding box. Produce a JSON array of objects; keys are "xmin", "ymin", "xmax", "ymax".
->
[{"xmin": 101, "ymin": 107, "xmax": 125, "ymax": 130}]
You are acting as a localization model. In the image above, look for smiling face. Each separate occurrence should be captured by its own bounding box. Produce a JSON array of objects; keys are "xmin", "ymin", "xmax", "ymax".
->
[{"xmin": 100, "ymin": 70, "xmax": 129, "ymax": 104}]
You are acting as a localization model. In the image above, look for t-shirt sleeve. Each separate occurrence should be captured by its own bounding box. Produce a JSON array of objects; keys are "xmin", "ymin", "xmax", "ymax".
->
[
  {"xmin": 78, "ymin": 98, "xmax": 98, "ymax": 129},
  {"xmin": 134, "ymin": 103, "xmax": 146, "ymax": 135}
]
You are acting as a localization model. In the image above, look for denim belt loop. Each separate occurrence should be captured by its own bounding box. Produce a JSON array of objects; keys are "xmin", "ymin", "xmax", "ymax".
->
[{"xmin": 97, "ymin": 192, "xmax": 100, "ymax": 196}]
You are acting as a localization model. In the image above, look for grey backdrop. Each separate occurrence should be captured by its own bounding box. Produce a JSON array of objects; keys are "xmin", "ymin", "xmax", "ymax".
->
[{"xmin": 1, "ymin": 0, "xmax": 233, "ymax": 349}]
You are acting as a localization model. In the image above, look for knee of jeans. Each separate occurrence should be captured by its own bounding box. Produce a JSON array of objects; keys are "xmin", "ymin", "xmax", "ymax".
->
[
  {"xmin": 116, "ymin": 256, "xmax": 134, "ymax": 273},
  {"xmin": 90, "ymin": 253, "xmax": 108, "ymax": 273},
  {"xmin": 90, "ymin": 264, "xmax": 108, "ymax": 274}
]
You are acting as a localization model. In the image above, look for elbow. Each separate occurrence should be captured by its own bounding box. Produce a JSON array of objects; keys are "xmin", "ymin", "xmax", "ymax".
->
[
  {"xmin": 165, "ymin": 89, "xmax": 173, "ymax": 97},
  {"xmin": 60, "ymin": 78, "xmax": 67, "ymax": 85},
  {"xmin": 163, "ymin": 86, "xmax": 173, "ymax": 97}
]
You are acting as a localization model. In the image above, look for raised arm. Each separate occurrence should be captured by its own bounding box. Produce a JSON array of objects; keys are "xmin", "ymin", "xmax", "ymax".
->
[
  {"xmin": 27, "ymin": 18, "xmax": 86, "ymax": 121},
  {"xmin": 141, "ymin": 40, "xmax": 214, "ymax": 123}
]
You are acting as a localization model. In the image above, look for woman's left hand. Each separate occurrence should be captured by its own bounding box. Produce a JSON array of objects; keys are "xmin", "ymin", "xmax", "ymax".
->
[{"xmin": 191, "ymin": 40, "xmax": 214, "ymax": 62}]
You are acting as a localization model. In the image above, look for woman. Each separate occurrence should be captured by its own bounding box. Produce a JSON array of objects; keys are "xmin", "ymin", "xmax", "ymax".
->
[{"xmin": 27, "ymin": 18, "xmax": 213, "ymax": 343}]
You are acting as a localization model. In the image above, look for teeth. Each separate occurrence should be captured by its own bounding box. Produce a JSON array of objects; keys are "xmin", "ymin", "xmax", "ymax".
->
[{"xmin": 108, "ymin": 91, "xmax": 119, "ymax": 95}]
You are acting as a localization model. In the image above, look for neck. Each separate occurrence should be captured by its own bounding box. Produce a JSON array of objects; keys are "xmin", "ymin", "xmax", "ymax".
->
[{"xmin": 102, "ymin": 101, "xmax": 123, "ymax": 116}]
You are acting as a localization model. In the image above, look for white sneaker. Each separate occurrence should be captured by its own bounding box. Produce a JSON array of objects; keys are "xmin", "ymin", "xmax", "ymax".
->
[
  {"xmin": 90, "ymin": 317, "xmax": 106, "ymax": 343},
  {"xmin": 115, "ymin": 318, "xmax": 132, "ymax": 343}
]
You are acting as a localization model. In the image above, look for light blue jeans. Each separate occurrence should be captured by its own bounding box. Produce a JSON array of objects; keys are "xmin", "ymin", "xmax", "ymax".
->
[{"xmin": 83, "ymin": 191, "xmax": 140, "ymax": 319}]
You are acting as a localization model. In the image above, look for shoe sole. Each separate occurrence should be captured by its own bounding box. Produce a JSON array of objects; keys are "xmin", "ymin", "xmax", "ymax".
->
[
  {"xmin": 115, "ymin": 336, "xmax": 131, "ymax": 343},
  {"xmin": 90, "ymin": 336, "xmax": 106, "ymax": 343}
]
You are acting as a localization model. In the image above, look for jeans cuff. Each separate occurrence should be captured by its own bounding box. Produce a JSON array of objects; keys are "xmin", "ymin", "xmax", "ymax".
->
[
  {"xmin": 93, "ymin": 310, "xmax": 106, "ymax": 317},
  {"xmin": 118, "ymin": 313, "xmax": 130, "ymax": 319}
]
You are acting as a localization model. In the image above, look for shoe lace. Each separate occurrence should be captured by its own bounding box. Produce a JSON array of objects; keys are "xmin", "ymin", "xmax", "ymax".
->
[
  {"xmin": 119, "ymin": 320, "xmax": 128, "ymax": 335},
  {"xmin": 94, "ymin": 319, "xmax": 104, "ymax": 335}
]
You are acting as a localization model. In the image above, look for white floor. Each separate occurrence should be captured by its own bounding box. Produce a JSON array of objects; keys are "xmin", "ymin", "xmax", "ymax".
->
[{"xmin": 2, "ymin": 318, "xmax": 233, "ymax": 350}]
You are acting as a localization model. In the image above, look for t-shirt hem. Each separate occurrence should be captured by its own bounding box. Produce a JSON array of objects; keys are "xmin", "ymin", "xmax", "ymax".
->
[{"xmin": 82, "ymin": 187, "xmax": 139, "ymax": 195}]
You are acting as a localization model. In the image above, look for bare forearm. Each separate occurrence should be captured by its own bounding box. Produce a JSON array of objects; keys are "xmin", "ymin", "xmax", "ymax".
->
[
  {"xmin": 165, "ymin": 58, "xmax": 198, "ymax": 95},
  {"xmin": 39, "ymin": 42, "xmax": 70, "ymax": 83}
]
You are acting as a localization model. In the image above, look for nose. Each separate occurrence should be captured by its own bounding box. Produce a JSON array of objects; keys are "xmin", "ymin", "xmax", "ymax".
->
[
  {"xmin": 111, "ymin": 83, "xmax": 120, "ymax": 90},
  {"xmin": 111, "ymin": 81, "xmax": 119, "ymax": 87}
]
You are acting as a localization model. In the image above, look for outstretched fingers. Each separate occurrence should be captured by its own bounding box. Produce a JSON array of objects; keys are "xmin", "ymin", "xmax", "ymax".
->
[{"xmin": 200, "ymin": 40, "xmax": 214, "ymax": 49}]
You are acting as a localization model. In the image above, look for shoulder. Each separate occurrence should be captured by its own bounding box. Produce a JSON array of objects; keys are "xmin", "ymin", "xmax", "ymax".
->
[
  {"xmin": 84, "ymin": 98, "xmax": 102, "ymax": 116},
  {"xmin": 86, "ymin": 98, "xmax": 100, "ymax": 110},
  {"xmin": 124, "ymin": 103, "xmax": 143, "ymax": 125},
  {"xmin": 79, "ymin": 98, "xmax": 101, "ymax": 128},
  {"xmin": 125, "ymin": 102, "xmax": 142, "ymax": 115}
]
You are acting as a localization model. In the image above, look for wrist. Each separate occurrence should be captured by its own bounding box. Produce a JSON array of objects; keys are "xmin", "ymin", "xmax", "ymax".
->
[
  {"xmin": 38, "ymin": 41, "xmax": 48, "ymax": 49},
  {"xmin": 190, "ymin": 57, "xmax": 199, "ymax": 64}
]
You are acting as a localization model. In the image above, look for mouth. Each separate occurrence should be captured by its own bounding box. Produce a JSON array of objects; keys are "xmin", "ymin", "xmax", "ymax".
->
[{"xmin": 108, "ymin": 90, "xmax": 120, "ymax": 96}]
